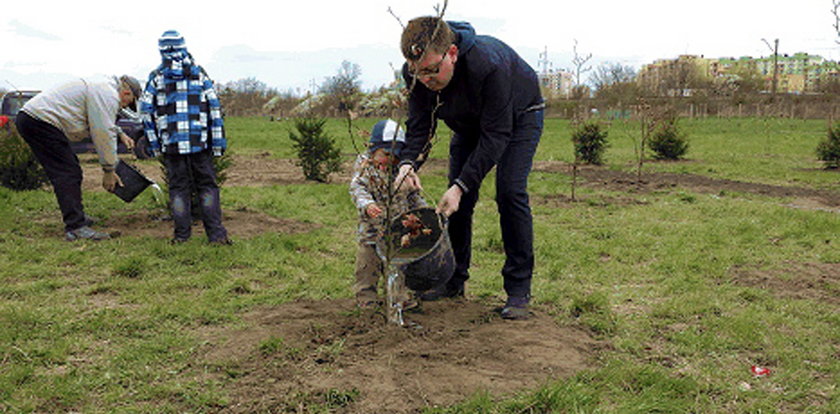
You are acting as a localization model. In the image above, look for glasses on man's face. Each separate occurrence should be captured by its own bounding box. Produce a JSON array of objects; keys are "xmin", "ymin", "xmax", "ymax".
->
[{"xmin": 412, "ymin": 53, "xmax": 447, "ymax": 78}]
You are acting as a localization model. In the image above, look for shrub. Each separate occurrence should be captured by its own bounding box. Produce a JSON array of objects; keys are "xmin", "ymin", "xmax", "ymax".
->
[
  {"xmin": 0, "ymin": 124, "xmax": 47, "ymax": 190},
  {"xmin": 289, "ymin": 117, "xmax": 342, "ymax": 182},
  {"xmin": 816, "ymin": 123, "xmax": 840, "ymax": 169},
  {"xmin": 648, "ymin": 119, "xmax": 689, "ymax": 160},
  {"xmin": 571, "ymin": 121, "xmax": 609, "ymax": 165}
]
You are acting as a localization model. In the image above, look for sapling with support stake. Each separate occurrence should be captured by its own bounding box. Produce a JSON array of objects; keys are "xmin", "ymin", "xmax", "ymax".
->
[{"xmin": 368, "ymin": 0, "xmax": 450, "ymax": 326}]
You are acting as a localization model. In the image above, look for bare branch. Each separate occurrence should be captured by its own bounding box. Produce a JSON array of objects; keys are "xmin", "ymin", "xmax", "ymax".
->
[
  {"xmin": 434, "ymin": 0, "xmax": 449, "ymax": 17},
  {"xmin": 833, "ymin": 1, "xmax": 840, "ymax": 45},
  {"xmin": 383, "ymin": 1, "xmax": 450, "ymax": 300},
  {"xmin": 387, "ymin": 7, "xmax": 405, "ymax": 29},
  {"xmin": 571, "ymin": 39, "xmax": 593, "ymax": 87}
]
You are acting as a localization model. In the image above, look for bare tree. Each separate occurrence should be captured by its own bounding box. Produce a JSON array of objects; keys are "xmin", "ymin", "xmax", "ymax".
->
[
  {"xmin": 726, "ymin": 63, "xmax": 765, "ymax": 96},
  {"xmin": 320, "ymin": 60, "xmax": 364, "ymax": 152},
  {"xmin": 571, "ymin": 39, "xmax": 593, "ymax": 86},
  {"xmin": 319, "ymin": 60, "xmax": 363, "ymax": 111},
  {"xmin": 641, "ymin": 57, "xmax": 710, "ymax": 97},
  {"xmin": 590, "ymin": 62, "xmax": 638, "ymax": 104},
  {"xmin": 571, "ymin": 39, "xmax": 593, "ymax": 98},
  {"xmin": 218, "ymin": 77, "xmax": 276, "ymax": 116}
]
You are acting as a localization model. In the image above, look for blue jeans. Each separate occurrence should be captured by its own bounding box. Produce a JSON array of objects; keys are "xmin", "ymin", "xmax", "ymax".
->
[
  {"xmin": 446, "ymin": 109, "xmax": 543, "ymax": 298},
  {"xmin": 164, "ymin": 150, "xmax": 228, "ymax": 242}
]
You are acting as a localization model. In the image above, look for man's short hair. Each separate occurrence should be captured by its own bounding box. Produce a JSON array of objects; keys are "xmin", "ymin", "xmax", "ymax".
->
[
  {"xmin": 400, "ymin": 17, "xmax": 455, "ymax": 61},
  {"xmin": 119, "ymin": 75, "xmax": 142, "ymax": 111},
  {"xmin": 120, "ymin": 75, "xmax": 142, "ymax": 99}
]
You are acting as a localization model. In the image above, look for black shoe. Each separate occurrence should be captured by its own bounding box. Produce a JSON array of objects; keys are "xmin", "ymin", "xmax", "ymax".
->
[
  {"xmin": 419, "ymin": 283, "xmax": 464, "ymax": 301},
  {"xmin": 500, "ymin": 295, "xmax": 531, "ymax": 320},
  {"xmin": 209, "ymin": 238, "xmax": 233, "ymax": 246}
]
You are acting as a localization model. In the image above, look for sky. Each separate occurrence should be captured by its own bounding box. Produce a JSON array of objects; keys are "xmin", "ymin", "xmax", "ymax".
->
[{"xmin": 2, "ymin": 0, "xmax": 838, "ymax": 94}]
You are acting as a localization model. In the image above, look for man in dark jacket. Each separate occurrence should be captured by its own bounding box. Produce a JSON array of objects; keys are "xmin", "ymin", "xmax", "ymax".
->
[{"xmin": 395, "ymin": 17, "xmax": 544, "ymax": 320}]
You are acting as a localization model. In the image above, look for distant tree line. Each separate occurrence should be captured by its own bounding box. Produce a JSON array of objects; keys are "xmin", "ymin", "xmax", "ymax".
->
[
  {"xmin": 213, "ymin": 56, "xmax": 840, "ymax": 121},
  {"xmin": 217, "ymin": 60, "xmax": 404, "ymax": 119}
]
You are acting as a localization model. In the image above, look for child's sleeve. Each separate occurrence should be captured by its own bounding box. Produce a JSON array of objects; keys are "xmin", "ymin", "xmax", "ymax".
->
[
  {"xmin": 349, "ymin": 156, "xmax": 375, "ymax": 214},
  {"xmin": 408, "ymin": 190, "xmax": 428, "ymax": 209},
  {"xmin": 139, "ymin": 73, "xmax": 161, "ymax": 157},
  {"xmin": 200, "ymin": 67, "xmax": 226, "ymax": 156}
]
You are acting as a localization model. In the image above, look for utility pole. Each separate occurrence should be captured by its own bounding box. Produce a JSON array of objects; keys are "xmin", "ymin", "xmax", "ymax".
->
[
  {"xmin": 537, "ymin": 46, "xmax": 553, "ymax": 95},
  {"xmin": 538, "ymin": 46, "xmax": 552, "ymax": 76},
  {"xmin": 762, "ymin": 38, "xmax": 779, "ymax": 98}
]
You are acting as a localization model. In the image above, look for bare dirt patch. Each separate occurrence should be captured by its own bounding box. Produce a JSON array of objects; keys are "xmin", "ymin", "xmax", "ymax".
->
[
  {"xmin": 107, "ymin": 207, "xmax": 316, "ymax": 240},
  {"xmin": 534, "ymin": 192, "xmax": 651, "ymax": 208},
  {"xmin": 223, "ymin": 153, "xmax": 309, "ymax": 187},
  {"xmin": 34, "ymin": 207, "xmax": 315, "ymax": 240},
  {"xmin": 533, "ymin": 161, "xmax": 840, "ymax": 209},
  {"xmin": 729, "ymin": 261, "xmax": 840, "ymax": 306},
  {"xmin": 199, "ymin": 298, "xmax": 598, "ymax": 413},
  {"xmin": 79, "ymin": 154, "xmax": 449, "ymax": 191},
  {"xmin": 80, "ymin": 153, "xmax": 312, "ymax": 190}
]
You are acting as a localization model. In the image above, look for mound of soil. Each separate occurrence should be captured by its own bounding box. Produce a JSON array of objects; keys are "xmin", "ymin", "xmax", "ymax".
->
[{"xmin": 199, "ymin": 299, "xmax": 599, "ymax": 413}]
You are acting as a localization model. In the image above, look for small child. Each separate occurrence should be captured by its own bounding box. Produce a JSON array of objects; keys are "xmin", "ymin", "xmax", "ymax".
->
[{"xmin": 349, "ymin": 119, "xmax": 427, "ymax": 308}]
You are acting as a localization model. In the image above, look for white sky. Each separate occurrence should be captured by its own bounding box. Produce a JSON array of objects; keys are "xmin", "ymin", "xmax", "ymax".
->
[{"xmin": 2, "ymin": 0, "xmax": 837, "ymax": 93}]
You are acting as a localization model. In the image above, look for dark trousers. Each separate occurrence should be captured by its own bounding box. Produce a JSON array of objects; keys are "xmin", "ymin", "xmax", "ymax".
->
[
  {"xmin": 15, "ymin": 111, "xmax": 86, "ymax": 232},
  {"xmin": 164, "ymin": 150, "xmax": 228, "ymax": 242},
  {"xmin": 446, "ymin": 109, "xmax": 543, "ymax": 298}
]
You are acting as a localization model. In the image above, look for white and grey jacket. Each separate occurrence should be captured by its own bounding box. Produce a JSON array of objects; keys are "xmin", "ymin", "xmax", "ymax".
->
[
  {"xmin": 349, "ymin": 153, "xmax": 427, "ymax": 244},
  {"xmin": 22, "ymin": 76, "xmax": 121, "ymax": 171}
]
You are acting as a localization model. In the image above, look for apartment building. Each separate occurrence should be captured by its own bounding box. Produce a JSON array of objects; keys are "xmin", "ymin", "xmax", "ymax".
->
[
  {"xmin": 539, "ymin": 69, "xmax": 575, "ymax": 98},
  {"xmin": 640, "ymin": 53, "xmax": 840, "ymax": 94}
]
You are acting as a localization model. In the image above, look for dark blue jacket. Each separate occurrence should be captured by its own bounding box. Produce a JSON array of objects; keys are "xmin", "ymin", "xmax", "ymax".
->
[{"xmin": 401, "ymin": 21, "xmax": 542, "ymax": 193}]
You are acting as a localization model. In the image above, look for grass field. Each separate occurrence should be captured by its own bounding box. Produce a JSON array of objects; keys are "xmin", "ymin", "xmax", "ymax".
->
[{"xmin": 1, "ymin": 116, "xmax": 838, "ymax": 413}]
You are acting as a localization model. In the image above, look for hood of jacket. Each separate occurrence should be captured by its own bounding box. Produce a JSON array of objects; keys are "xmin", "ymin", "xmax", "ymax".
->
[
  {"xmin": 158, "ymin": 31, "xmax": 193, "ymax": 80},
  {"xmin": 447, "ymin": 21, "xmax": 476, "ymax": 57}
]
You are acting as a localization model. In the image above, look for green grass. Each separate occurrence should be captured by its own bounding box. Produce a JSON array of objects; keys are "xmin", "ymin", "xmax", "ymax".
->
[
  {"xmin": 1, "ymin": 116, "xmax": 839, "ymax": 413},
  {"xmin": 537, "ymin": 117, "xmax": 839, "ymax": 191}
]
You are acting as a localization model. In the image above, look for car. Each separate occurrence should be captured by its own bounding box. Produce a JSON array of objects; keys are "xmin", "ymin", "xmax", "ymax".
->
[{"xmin": 0, "ymin": 90, "xmax": 151, "ymax": 159}]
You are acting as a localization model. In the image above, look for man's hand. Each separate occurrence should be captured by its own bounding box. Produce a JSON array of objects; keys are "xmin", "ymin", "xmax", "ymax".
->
[
  {"xmin": 102, "ymin": 170, "xmax": 123, "ymax": 192},
  {"xmin": 436, "ymin": 184, "xmax": 463, "ymax": 217},
  {"xmin": 119, "ymin": 133, "xmax": 135, "ymax": 152},
  {"xmin": 394, "ymin": 164, "xmax": 422, "ymax": 192},
  {"xmin": 365, "ymin": 203, "xmax": 382, "ymax": 218}
]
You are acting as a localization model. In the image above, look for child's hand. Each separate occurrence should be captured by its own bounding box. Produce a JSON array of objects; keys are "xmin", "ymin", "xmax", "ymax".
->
[{"xmin": 366, "ymin": 203, "xmax": 382, "ymax": 218}]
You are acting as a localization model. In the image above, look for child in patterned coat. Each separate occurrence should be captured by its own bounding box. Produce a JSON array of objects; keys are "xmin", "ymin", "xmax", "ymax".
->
[
  {"xmin": 139, "ymin": 30, "xmax": 230, "ymax": 245},
  {"xmin": 349, "ymin": 119, "xmax": 427, "ymax": 307}
]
